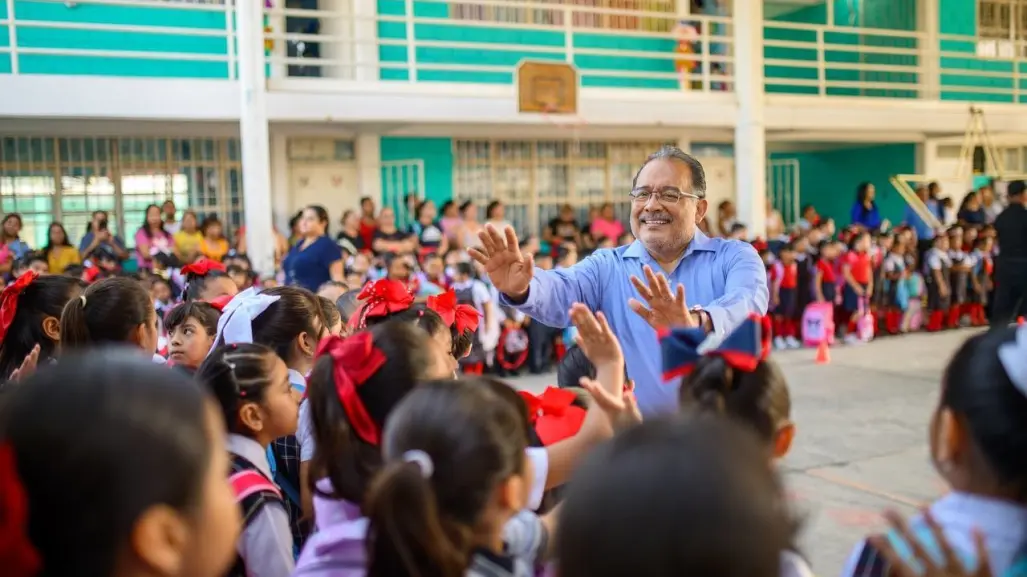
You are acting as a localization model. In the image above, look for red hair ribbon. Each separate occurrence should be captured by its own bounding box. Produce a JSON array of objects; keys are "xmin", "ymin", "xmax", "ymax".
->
[
  {"xmin": 207, "ymin": 294, "xmax": 235, "ymax": 312},
  {"xmin": 660, "ymin": 314, "xmax": 771, "ymax": 381},
  {"xmin": 181, "ymin": 258, "xmax": 226, "ymax": 277},
  {"xmin": 426, "ymin": 289, "xmax": 481, "ymax": 333},
  {"xmin": 0, "ymin": 443, "xmax": 41, "ymax": 577},
  {"xmin": 518, "ymin": 387, "xmax": 587, "ymax": 446},
  {"xmin": 0, "ymin": 271, "xmax": 37, "ymax": 343},
  {"xmin": 316, "ymin": 333, "xmax": 387, "ymax": 445},
  {"xmin": 356, "ymin": 279, "xmax": 414, "ymax": 327}
]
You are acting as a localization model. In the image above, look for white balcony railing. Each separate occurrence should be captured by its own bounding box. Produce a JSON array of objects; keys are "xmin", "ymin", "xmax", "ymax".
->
[
  {"xmin": 763, "ymin": 20, "xmax": 1027, "ymax": 103},
  {"xmin": 263, "ymin": 0, "xmax": 735, "ymax": 93},
  {"xmin": 0, "ymin": 0, "xmax": 236, "ymax": 78},
  {"xmin": 2, "ymin": 0, "xmax": 1027, "ymax": 106}
]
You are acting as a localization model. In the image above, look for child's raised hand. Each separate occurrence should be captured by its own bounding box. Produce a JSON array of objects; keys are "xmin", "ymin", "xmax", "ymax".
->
[
  {"xmin": 579, "ymin": 377, "xmax": 642, "ymax": 431},
  {"xmin": 9, "ymin": 344, "xmax": 40, "ymax": 382},
  {"xmin": 569, "ymin": 303, "xmax": 623, "ymax": 371},
  {"xmin": 869, "ymin": 510, "xmax": 992, "ymax": 577}
]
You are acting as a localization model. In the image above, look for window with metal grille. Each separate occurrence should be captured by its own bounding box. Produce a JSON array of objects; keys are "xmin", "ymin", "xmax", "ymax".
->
[
  {"xmin": 449, "ymin": 0, "xmax": 676, "ymax": 33},
  {"xmin": 0, "ymin": 136, "xmax": 243, "ymax": 249},
  {"xmin": 978, "ymin": 0, "xmax": 1027, "ymax": 39},
  {"xmin": 452, "ymin": 139, "xmax": 669, "ymax": 236}
]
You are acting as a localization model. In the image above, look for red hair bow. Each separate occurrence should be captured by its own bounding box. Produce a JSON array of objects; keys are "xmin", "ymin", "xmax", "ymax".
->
[
  {"xmin": 0, "ymin": 272, "xmax": 37, "ymax": 343},
  {"xmin": 181, "ymin": 258, "xmax": 226, "ymax": 277},
  {"xmin": 518, "ymin": 387, "xmax": 587, "ymax": 446},
  {"xmin": 207, "ymin": 294, "xmax": 235, "ymax": 312},
  {"xmin": 0, "ymin": 443, "xmax": 41, "ymax": 577},
  {"xmin": 356, "ymin": 279, "xmax": 414, "ymax": 326},
  {"xmin": 426, "ymin": 289, "xmax": 481, "ymax": 333},
  {"xmin": 316, "ymin": 333, "xmax": 387, "ymax": 445}
]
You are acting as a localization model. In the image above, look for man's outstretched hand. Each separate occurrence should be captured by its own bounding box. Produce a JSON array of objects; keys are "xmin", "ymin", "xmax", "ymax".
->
[
  {"xmin": 628, "ymin": 265, "xmax": 698, "ymax": 330},
  {"xmin": 468, "ymin": 224, "xmax": 535, "ymax": 300}
]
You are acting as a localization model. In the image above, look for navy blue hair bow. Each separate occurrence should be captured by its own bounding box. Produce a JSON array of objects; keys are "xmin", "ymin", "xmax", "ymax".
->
[{"xmin": 660, "ymin": 314, "xmax": 772, "ymax": 381}]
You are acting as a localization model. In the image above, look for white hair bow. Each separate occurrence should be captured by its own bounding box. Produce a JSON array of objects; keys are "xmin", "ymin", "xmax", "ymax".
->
[
  {"xmin": 208, "ymin": 287, "xmax": 281, "ymax": 357},
  {"xmin": 998, "ymin": 324, "xmax": 1027, "ymax": 396}
]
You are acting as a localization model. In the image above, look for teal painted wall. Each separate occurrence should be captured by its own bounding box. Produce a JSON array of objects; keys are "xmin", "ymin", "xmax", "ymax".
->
[
  {"xmin": 375, "ymin": 0, "xmax": 678, "ymax": 89},
  {"xmin": 0, "ymin": 0, "xmax": 230, "ymax": 78},
  {"xmin": 764, "ymin": 0, "xmax": 918, "ymax": 98},
  {"xmin": 380, "ymin": 137, "xmax": 454, "ymax": 207},
  {"xmin": 771, "ymin": 144, "xmax": 917, "ymax": 227}
]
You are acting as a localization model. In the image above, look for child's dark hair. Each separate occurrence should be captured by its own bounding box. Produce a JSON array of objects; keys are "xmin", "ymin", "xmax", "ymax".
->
[
  {"xmin": 454, "ymin": 262, "xmax": 474, "ymax": 278},
  {"xmin": 164, "ymin": 301, "xmax": 220, "ymax": 336},
  {"xmin": 415, "ymin": 305, "xmax": 447, "ymax": 338},
  {"xmin": 557, "ymin": 416, "xmax": 799, "ymax": 577},
  {"xmin": 15, "ymin": 252, "xmax": 47, "ymax": 272},
  {"xmin": 557, "ymin": 345, "xmax": 629, "ymax": 390},
  {"xmin": 365, "ymin": 378, "xmax": 529, "ymax": 577},
  {"xmin": 184, "ymin": 268, "xmax": 231, "ymax": 301},
  {"xmin": 941, "ymin": 326, "xmax": 1027, "ymax": 496},
  {"xmin": 218, "ymin": 286, "xmax": 325, "ymax": 362},
  {"xmin": 317, "ymin": 295, "xmax": 342, "ymax": 331},
  {"xmin": 307, "ymin": 320, "xmax": 435, "ymax": 507},
  {"xmin": 0, "ymin": 275, "xmax": 86, "ymax": 380},
  {"xmin": 0, "ymin": 349, "xmax": 212, "ymax": 577},
  {"xmin": 335, "ymin": 289, "xmax": 362, "ymax": 325},
  {"xmin": 196, "ymin": 343, "xmax": 280, "ymax": 435},
  {"xmin": 558, "ymin": 345, "xmax": 596, "ymax": 389},
  {"xmin": 678, "ymin": 356, "xmax": 791, "ymax": 444},
  {"xmin": 59, "ymin": 276, "xmax": 153, "ymax": 352}
]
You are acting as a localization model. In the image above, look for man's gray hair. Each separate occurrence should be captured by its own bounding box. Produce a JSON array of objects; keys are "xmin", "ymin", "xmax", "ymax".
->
[{"xmin": 631, "ymin": 145, "xmax": 707, "ymax": 198}]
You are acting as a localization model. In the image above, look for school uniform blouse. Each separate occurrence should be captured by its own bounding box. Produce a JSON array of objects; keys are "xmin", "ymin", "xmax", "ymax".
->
[
  {"xmin": 283, "ymin": 236, "xmax": 343, "ymax": 292},
  {"xmin": 840, "ymin": 492, "xmax": 1027, "ymax": 577},
  {"xmin": 227, "ymin": 434, "xmax": 295, "ymax": 577}
]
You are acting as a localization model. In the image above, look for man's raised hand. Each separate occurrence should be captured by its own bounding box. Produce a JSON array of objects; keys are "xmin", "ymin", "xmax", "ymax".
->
[
  {"xmin": 468, "ymin": 224, "xmax": 534, "ymax": 299},
  {"xmin": 628, "ymin": 265, "xmax": 697, "ymax": 330}
]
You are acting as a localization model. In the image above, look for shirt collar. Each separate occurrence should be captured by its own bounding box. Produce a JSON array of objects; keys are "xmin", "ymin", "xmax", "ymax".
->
[
  {"xmin": 623, "ymin": 229, "xmax": 717, "ymax": 263},
  {"xmin": 227, "ymin": 434, "xmax": 273, "ymax": 478},
  {"xmin": 288, "ymin": 368, "xmax": 307, "ymax": 394}
]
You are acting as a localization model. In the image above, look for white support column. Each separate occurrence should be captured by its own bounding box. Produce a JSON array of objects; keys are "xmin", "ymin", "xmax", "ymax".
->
[
  {"xmin": 352, "ymin": 0, "xmax": 380, "ymax": 81},
  {"xmin": 917, "ymin": 0, "xmax": 940, "ymax": 100},
  {"xmin": 676, "ymin": 137, "xmax": 692, "ymax": 153},
  {"xmin": 270, "ymin": 132, "xmax": 291, "ymax": 234},
  {"xmin": 237, "ymin": 0, "xmax": 276, "ymax": 276},
  {"xmin": 733, "ymin": 0, "xmax": 767, "ymax": 237},
  {"xmin": 355, "ymin": 134, "xmax": 383, "ymax": 208}
]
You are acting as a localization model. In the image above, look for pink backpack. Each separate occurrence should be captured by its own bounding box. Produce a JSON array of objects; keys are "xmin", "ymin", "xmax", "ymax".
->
[
  {"xmin": 801, "ymin": 302, "xmax": 835, "ymax": 347},
  {"xmin": 855, "ymin": 298, "xmax": 875, "ymax": 342}
]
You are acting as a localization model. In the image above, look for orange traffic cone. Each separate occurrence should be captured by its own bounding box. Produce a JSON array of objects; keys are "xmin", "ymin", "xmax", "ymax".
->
[{"xmin": 815, "ymin": 340, "xmax": 831, "ymax": 365}]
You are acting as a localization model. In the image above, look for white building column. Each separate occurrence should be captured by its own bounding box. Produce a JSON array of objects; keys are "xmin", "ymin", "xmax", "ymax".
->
[
  {"xmin": 917, "ymin": 0, "xmax": 940, "ymax": 99},
  {"xmin": 355, "ymin": 134, "xmax": 383, "ymax": 208},
  {"xmin": 676, "ymin": 136, "xmax": 692, "ymax": 153},
  {"xmin": 732, "ymin": 0, "xmax": 767, "ymax": 237},
  {"xmin": 237, "ymin": 0, "xmax": 276, "ymax": 275}
]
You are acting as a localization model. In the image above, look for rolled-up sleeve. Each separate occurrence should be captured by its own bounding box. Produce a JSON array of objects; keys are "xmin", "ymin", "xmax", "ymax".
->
[
  {"xmin": 500, "ymin": 254, "xmax": 603, "ymax": 328},
  {"xmin": 705, "ymin": 244, "xmax": 769, "ymax": 336}
]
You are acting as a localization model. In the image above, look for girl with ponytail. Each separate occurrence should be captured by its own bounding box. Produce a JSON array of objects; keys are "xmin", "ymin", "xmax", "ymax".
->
[
  {"xmin": 662, "ymin": 314, "xmax": 795, "ymax": 460},
  {"xmin": 365, "ymin": 379, "xmax": 555, "ymax": 577},
  {"xmin": 0, "ymin": 271, "xmax": 85, "ymax": 381}
]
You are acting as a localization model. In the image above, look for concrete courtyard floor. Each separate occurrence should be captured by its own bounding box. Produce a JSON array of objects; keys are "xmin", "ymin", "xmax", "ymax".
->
[{"xmin": 509, "ymin": 328, "xmax": 980, "ymax": 575}]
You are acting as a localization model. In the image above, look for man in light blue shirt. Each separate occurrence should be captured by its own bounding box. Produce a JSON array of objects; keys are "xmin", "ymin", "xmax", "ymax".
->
[{"xmin": 470, "ymin": 146, "xmax": 769, "ymax": 415}]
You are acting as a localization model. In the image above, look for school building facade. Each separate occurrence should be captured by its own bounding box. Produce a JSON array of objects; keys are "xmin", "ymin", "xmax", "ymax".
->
[{"xmin": 3, "ymin": 0, "xmax": 1027, "ymax": 270}]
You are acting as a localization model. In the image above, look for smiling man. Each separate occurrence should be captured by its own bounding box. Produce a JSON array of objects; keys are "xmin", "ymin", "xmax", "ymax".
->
[{"xmin": 469, "ymin": 145, "xmax": 769, "ymax": 415}]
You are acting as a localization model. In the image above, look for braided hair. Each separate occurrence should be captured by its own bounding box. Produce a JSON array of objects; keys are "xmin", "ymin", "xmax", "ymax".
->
[{"xmin": 195, "ymin": 342, "xmax": 279, "ymax": 434}]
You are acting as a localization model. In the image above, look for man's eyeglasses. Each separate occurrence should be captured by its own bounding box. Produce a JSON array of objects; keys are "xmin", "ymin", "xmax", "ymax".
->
[{"xmin": 628, "ymin": 187, "xmax": 703, "ymax": 205}]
